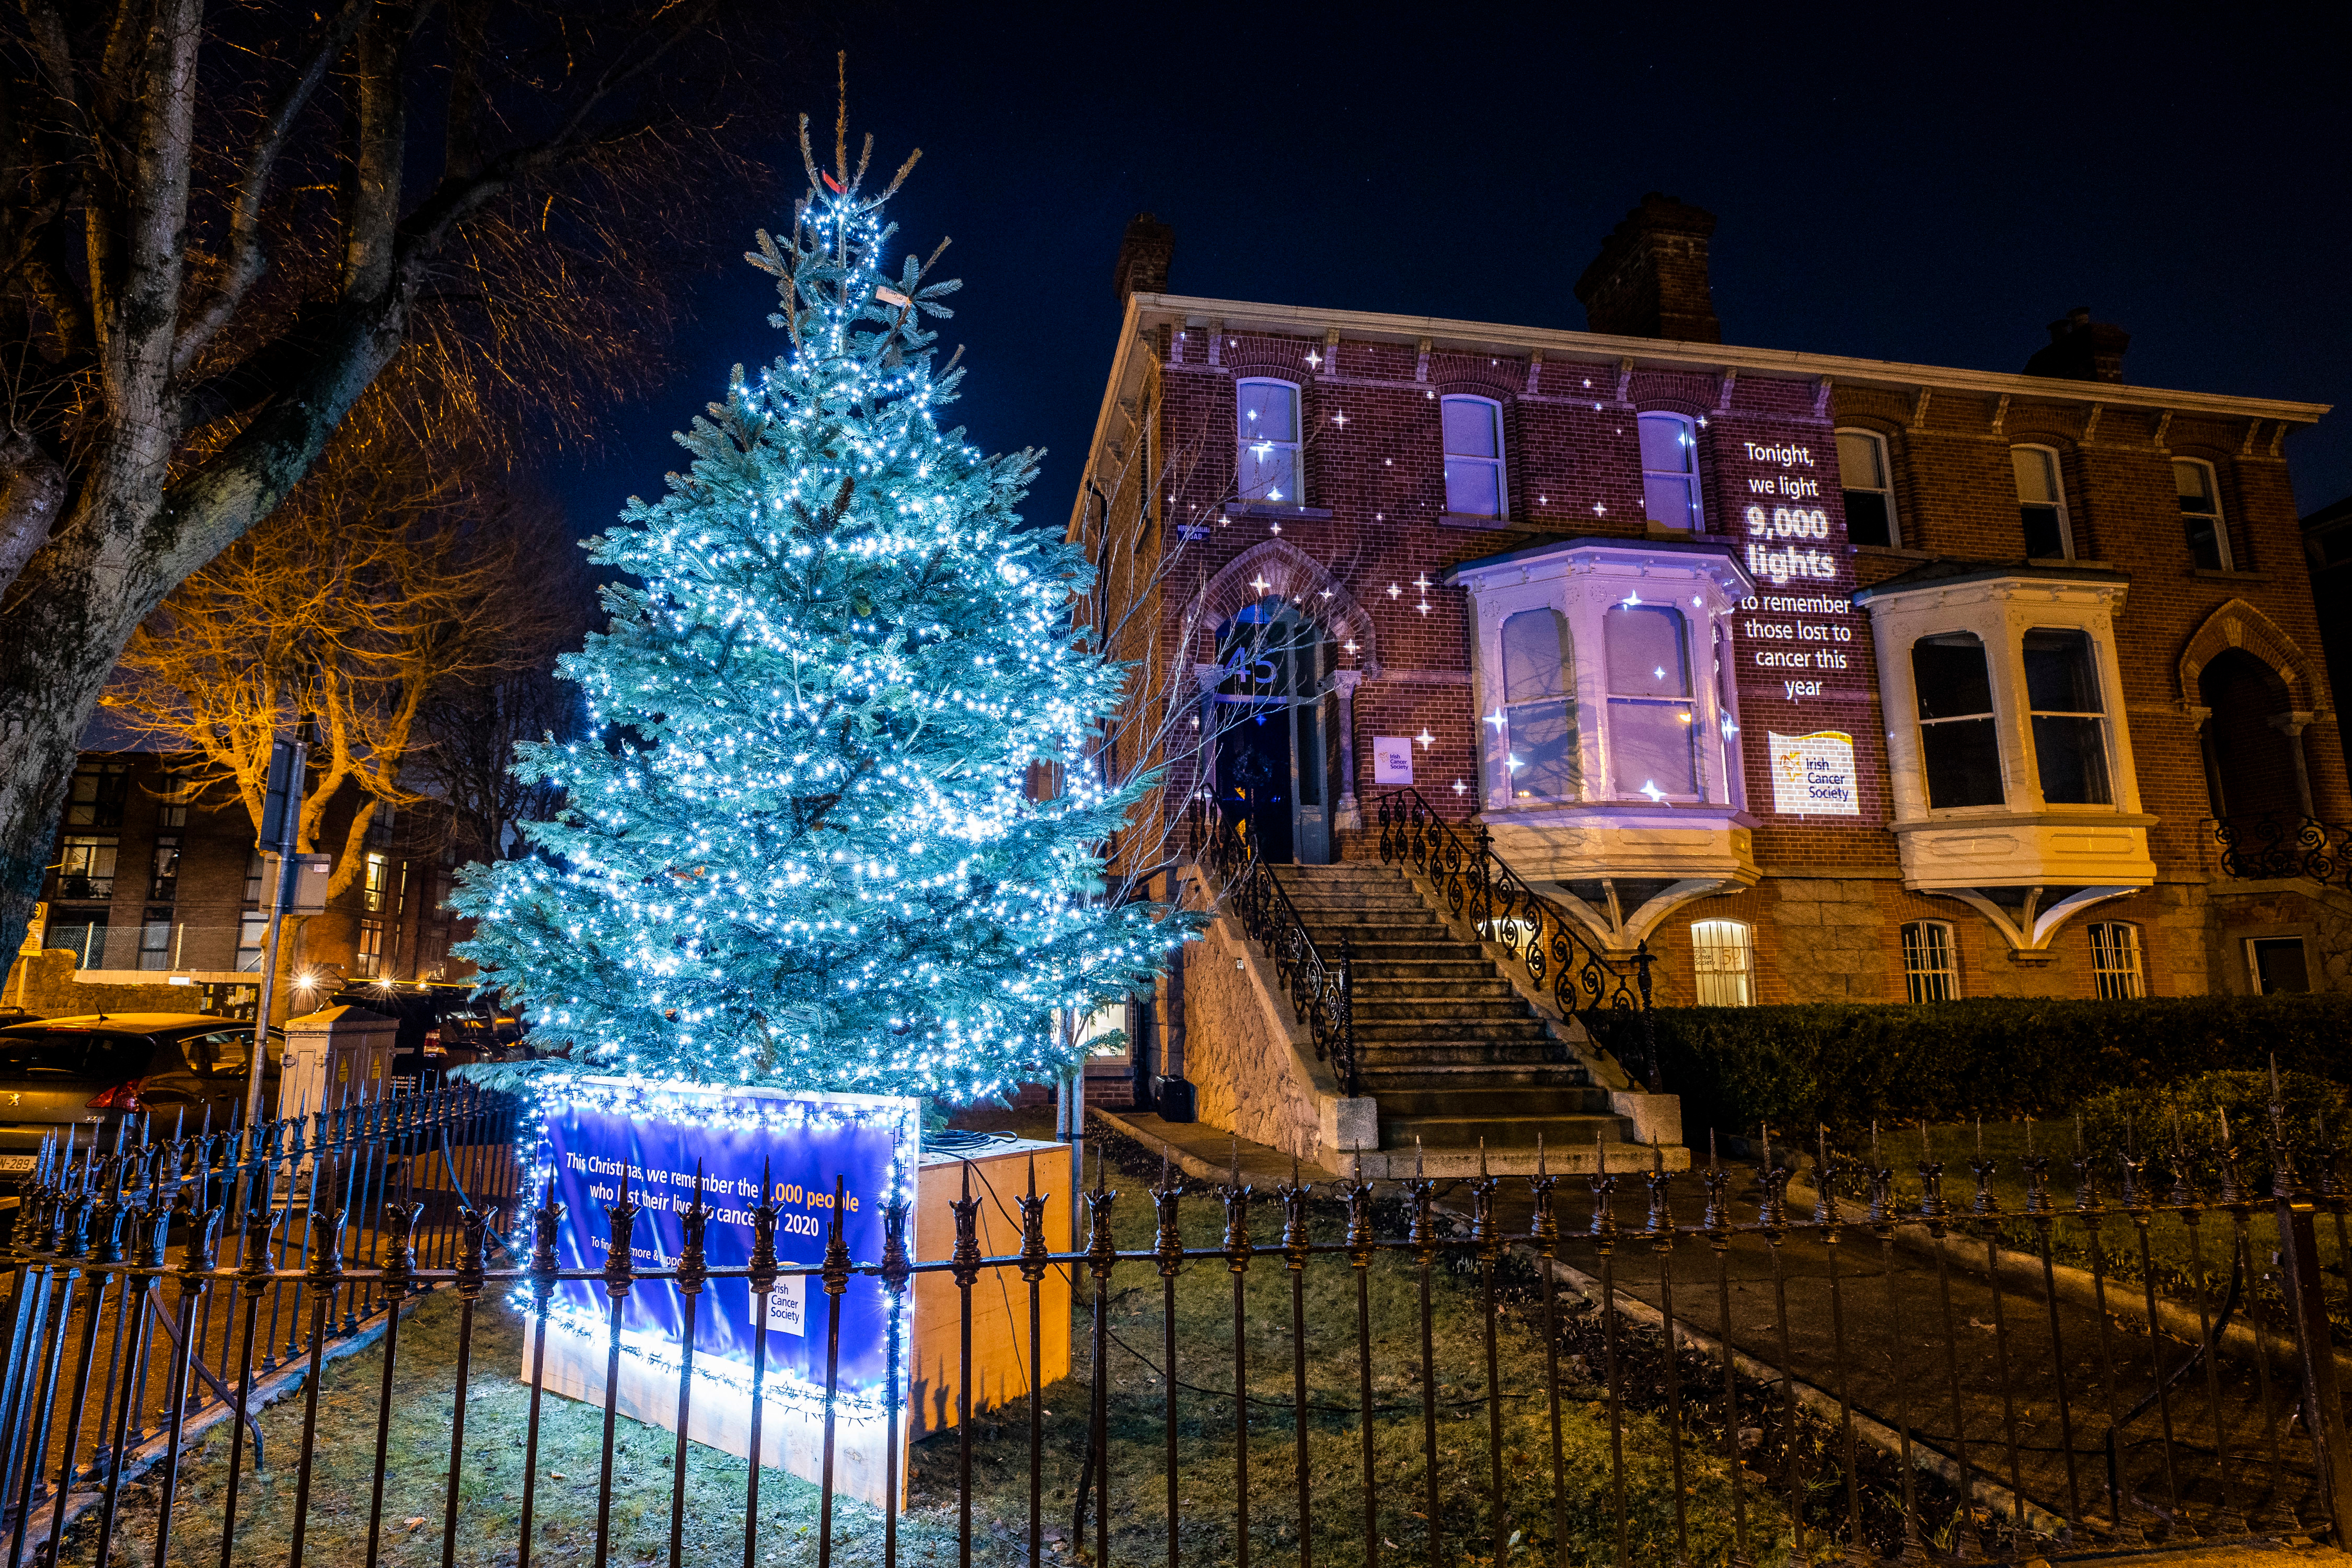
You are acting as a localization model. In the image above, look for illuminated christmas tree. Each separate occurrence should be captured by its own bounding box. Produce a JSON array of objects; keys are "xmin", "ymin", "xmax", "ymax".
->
[{"xmin": 454, "ymin": 113, "xmax": 1182, "ymax": 1101}]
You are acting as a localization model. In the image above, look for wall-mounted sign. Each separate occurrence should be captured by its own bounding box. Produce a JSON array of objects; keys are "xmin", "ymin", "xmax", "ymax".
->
[
  {"xmin": 1768, "ymin": 730, "xmax": 1860, "ymax": 816},
  {"xmin": 1371, "ymin": 736, "xmax": 1414, "ymax": 785}
]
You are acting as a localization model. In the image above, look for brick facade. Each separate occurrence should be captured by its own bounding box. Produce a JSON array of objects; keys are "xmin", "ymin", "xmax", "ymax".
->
[{"xmin": 1079, "ymin": 207, "xmax": 2344, "ymax": 1032}]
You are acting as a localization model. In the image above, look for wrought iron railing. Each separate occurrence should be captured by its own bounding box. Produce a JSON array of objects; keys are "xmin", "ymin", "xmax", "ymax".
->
[
  {"xmin": 1375, "ymin": 787, "xmax": 1659, "ymax": 1089},
  {"xmin": 2210, "ymin": 813, "xmax": 2352, "ymax": 890},
  {"xmin": 1189, "ymin": 794, "xmax": 1360, "ymax": 1097},
  {"xmin": 16, "ymin": 1103, "xmax": 2352, "ymax": 1564}
]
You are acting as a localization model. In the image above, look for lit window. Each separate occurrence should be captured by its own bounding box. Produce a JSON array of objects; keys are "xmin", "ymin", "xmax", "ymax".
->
[
  {"xmin": 1903, "ymin": 920, "xmax": 1958, "ymax": 1001},
  {"xmin": 2022, "ymin": 628, "xmax": 2110, "ymax": 805},
  {"xmin": 1442, "ymin": 396, "xmax": 1506, "ymax": 519},
  {"xmin": 1236, "ymin": 379, "xmax": 1301, "ymax": 504},
  {"xmin": 2247, "ymin": 936, "xmax": 2310, "ymax": 995},
  {"xmin": 1605, "ymin": 603, "xmax": 1697, "ymax": 797},
  {"xmin": 364, "ymin": 852, "xmax": 390, "ymax": 913},
  {"xmin": 2012, "ymin": 446, "xmax": 2072, "ymax": 559},
  {"xmin": 1911, "ymin": 633, "xmax": 2003, "ymax": 808},
  {"xmin": 1836, "ymin": 430, "xmax": 1898, "ymax": 548},
  {"xmin": 1500, "ymin": 609, "xmax": 1577, "ymax": 798},
  {"xmin": 56, "ymin": 836, "xmax": 119, "ymax": 901},
  {"xmin": 1639, "ymin": 413, "xmax": 1704, "ymax": 532},
  {"xmin": 2174, "ymin": 459, "xmax": 2229, "ymax": 571},
  {"xmin": 2089, "ymin": 922, "xmax": 2143, "ymax": 999},
  {"xmin": 1690, "ymin": 920, "xmax": 1755, "ymax": 1006},
  {"xmin": 356, "ymin": 918, "xmax": 386, "ymax": 978}
]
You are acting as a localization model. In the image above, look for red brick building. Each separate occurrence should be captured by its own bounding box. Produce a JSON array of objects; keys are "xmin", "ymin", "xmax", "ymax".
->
[{"xmin": 1078, "ymin": 195, "xmax": 2345, "ymax": 1028}]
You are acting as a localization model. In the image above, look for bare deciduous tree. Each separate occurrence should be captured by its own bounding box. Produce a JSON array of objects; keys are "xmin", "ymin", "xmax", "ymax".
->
[
  {"xmin": 0, "ymin": 0, "xmax": 800, "ymax": 962},
  {"xmin": 100, "ymin": 441, "xmax": 573, "ymax": 898}
]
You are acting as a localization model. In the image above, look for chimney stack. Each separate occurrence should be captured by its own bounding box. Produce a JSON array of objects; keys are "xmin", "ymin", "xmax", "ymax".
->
[
  {"xmin": 1113, "ymin": 212, "xmax": 1174, "ymax": 308},
  {"xmin": 1574, "ymin": 193, "xmax": 1722, "ymax": 344},
  {"xmin": 2023, "ymin": 307, "xmax": 2130, "ymax": 384}
]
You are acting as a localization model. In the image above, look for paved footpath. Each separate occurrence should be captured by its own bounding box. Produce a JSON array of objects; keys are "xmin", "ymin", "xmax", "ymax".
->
[{"xmin": 1096, "ymin": 1110, "xmax": 2338, "ymax": 1555}]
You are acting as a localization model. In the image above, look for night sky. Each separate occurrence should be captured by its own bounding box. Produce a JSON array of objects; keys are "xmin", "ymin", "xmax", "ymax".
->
[{"xmin": 550, "ymin": 4, "xmax": 2352, "ymax": 545}]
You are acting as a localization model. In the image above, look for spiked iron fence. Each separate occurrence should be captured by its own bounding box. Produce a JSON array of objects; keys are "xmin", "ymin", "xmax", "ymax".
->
[
  {"xmin": 6, "ymin": 1098, "xmax": 2352, "ymax": 1565},
  {"xmin": 0, "ymin": 1084, "xmax": 520, "ymax": 1565}
]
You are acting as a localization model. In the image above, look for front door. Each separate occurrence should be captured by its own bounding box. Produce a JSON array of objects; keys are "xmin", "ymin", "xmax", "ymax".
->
[{"xmin": 1213, "ymin": 598, "xmax": 1331, "ymax": 865}]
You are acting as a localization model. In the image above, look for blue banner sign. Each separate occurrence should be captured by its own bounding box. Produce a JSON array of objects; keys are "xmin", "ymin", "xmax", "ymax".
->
[{"xmin": 535, "ymin": 1078, "xmax": 920, "ymax": 1399}]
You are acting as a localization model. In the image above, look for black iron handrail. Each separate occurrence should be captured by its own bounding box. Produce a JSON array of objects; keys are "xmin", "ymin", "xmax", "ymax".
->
[
  {"xmin": 2210, "ymin": 812, "xmax": 2352, "ymax": 891},
  {"xmin": 1374, "ymin": 787, "xmax": 1659, "ymax": 1090},
  {"xmin": 1188, "ymin": 794, "xmax": 1359, "ymax": 1097}
]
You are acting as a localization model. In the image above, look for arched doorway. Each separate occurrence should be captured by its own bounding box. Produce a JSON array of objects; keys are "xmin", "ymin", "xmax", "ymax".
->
[
  {"xmin": 2199, "ymin": 648, "xmax": 2303, "ymax": 817},
  {"xmin": 1210, "ymin": 597, "xmax": 1331, "ymax": 863}
]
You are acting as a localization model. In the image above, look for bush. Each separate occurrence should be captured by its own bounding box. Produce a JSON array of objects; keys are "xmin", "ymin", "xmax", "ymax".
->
[
  {"xmin": 2079, "ymin": 1068, "xmax": 2349, "ymax": 1196},
  {"xmin": 1590, "ymin": 993, "xmax": 2352, "ymax": 1143}
]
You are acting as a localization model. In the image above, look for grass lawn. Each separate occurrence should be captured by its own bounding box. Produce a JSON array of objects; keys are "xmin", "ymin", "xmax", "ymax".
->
[
  {"xmin": 69, "ymin": 1133, "xmax": 1781, "ymax": 1566},
  {"xmin": 1835, "ymin": 1120, "xmax": 2343, "ymax": 1338}
]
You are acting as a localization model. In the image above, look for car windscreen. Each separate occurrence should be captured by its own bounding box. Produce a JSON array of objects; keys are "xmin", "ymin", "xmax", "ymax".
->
[{"xmin": 0, "ymin": 1030, "xmax": 156, "ymax": 1082}]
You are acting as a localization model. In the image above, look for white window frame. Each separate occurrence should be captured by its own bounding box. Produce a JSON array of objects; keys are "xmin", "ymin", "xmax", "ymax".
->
[
  {"xmin": 1639, "ymin": 412, "xmax": 1705, "ymax": 533},
  {"xmin": 2011, "ymin": 445, "xmax": 2074, "ymax": 561},
  {"xmin": 1861, "ymin": 574, "xmax": 2141, "ymax": 823},
  {"xmin": 1835, "ymin": 428, "xmax": 1900, "ymax": 548},
  {"xmin": 1454, "ymin": 544, "xmax": 1751, "ymax": 813},
  {"xmin": 1440, "ymin": 395, "xmax": 1507, "ymax": 521},
  {"xmin": 2246, "ymin": 935, "xmax": 2311, "ymax": 995},
  {"xmin": 1902, "ymin": 919, "xmax": 1959, "ymax": 1001},
  {"xmin": 2089, "ymin": 921, "xmax": 2143, "ymax": 999},
  {"xmin": 2021, "ymin": 626, "xmax": 2113, "ymax": 807},
  {"xmin": 1235, "ymin": 378, "xmax": 1302, "ymax": 506},
  {"xmin": 2173, "ymin": 457, "xmax": 2231, "ymax": 571},
  {"xmin": 1690, "ymin": 919, "xmax": 1755, "ymax": 1006}
]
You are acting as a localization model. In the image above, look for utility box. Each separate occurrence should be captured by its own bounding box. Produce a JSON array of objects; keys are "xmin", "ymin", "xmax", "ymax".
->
[
  {"xmin": 277, "ymin": 1003, "xmax": 398, "ymax": 1121},
  {"xmin": 260, "ymin": 854, "xmax": 333, "ymax": 917}
]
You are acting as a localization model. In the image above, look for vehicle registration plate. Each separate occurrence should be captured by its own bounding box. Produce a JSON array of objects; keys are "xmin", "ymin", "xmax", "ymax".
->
[{"xmin": 0, "ymin": 1157, "xmax": 34, "ymax": 1174}]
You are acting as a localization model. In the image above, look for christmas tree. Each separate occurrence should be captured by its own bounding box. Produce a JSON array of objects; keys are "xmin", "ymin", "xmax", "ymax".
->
[{"xmin": 452, "ymin": 110, "xmax": 1184, "ymax": 1103}]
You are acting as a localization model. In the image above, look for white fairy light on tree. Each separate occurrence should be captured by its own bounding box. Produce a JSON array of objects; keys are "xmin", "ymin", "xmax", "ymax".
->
[{"xmin": 454, "ymin": 108, "xmax": 1183, "ymax": 1103}]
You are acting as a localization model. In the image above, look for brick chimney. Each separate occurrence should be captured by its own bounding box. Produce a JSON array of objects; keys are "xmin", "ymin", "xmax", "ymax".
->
[
  {"xmin": 1113, "ymin": 212, "xmax": 1174, "ymax": 307},
  {"xmin": 2023, "ymin": 307, "xmax": 2130, "ymax": 384},
  {"xmin": 1574, "ymin": 193, "xmax": 1722, "ymax": 344}
]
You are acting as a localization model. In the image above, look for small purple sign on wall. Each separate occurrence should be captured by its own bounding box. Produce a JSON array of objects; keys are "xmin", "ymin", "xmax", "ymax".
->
[{"xmin": 536, "ymin": 1078, "xmax": 920, "ymax": 1397}]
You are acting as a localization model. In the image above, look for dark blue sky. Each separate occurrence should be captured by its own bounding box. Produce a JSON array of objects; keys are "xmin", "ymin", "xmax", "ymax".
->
[{"xmin": 551, "ymin": 3, "xmax": 2352, "ymax": 541}]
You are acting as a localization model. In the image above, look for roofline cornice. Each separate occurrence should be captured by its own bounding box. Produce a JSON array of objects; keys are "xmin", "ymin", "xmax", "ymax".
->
[{"xmin": 1127, "ymin": 293, "xmax": 2330, "ymax": 424}]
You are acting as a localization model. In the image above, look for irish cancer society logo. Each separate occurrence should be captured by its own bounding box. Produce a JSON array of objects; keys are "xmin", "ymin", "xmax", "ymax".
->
[{"xmin": 1768, "ymin": 730, "xmax": 1860, "ymax": 816}]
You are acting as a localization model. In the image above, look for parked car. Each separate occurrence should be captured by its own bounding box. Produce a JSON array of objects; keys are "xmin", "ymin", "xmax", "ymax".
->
[
  {"xmin": 327, "ymin": 982, "xmax": 525, "ymax": 1088},
  {"xmin": 0, "ymin": 1013, "xmax": 280, "ymax": 1191}
]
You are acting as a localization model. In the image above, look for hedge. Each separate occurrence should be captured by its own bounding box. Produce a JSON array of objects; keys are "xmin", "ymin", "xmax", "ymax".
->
[{"xmin": 1589, "ymin": 993, "xmax": 2352, "ymax": 1142}]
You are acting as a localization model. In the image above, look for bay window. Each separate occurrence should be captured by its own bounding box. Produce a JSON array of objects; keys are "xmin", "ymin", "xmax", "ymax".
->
[
  {"xmin": 1499, "ymin": 608, "xmax": 1577, "ymax": 799},
  {"xmin": 1448, "ymin": 541, "xmax": 1758, "ymax": 947},
  {"xmin": 1236, "ymin": 379, "xmax": 1300, "ymax": 504},
  {"xmin": 1604, "ymin": 603, "xmax": 1698, "ymax": 798},
  {"xmin": 1912, "ymin": 633, "xmax": 2003, "ymax": 808},
  {"xmin": 2022, "ymin": 628, "xmax": 2110, "ymax": 805},
  {"xmin": 1857, "ymin": 562, "xmax": 2152, "ymax": 941}
]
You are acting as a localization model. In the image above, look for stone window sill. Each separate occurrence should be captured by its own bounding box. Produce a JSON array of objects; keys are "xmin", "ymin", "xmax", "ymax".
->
[
  {"xmin": 1854, "ymin": 544, "xmax": 1935, "ymax": 559},
  {"xmin": 1435, "ymin": 512, "xmax": 1522, "ymax": 530},
  {"xmin": 1225, "ymin": 502, "xmax": 1332, "ymax": 521},
  {"xmin": 2192, "ymin": 567, "xmax": 2268, "ymax": 581}
]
